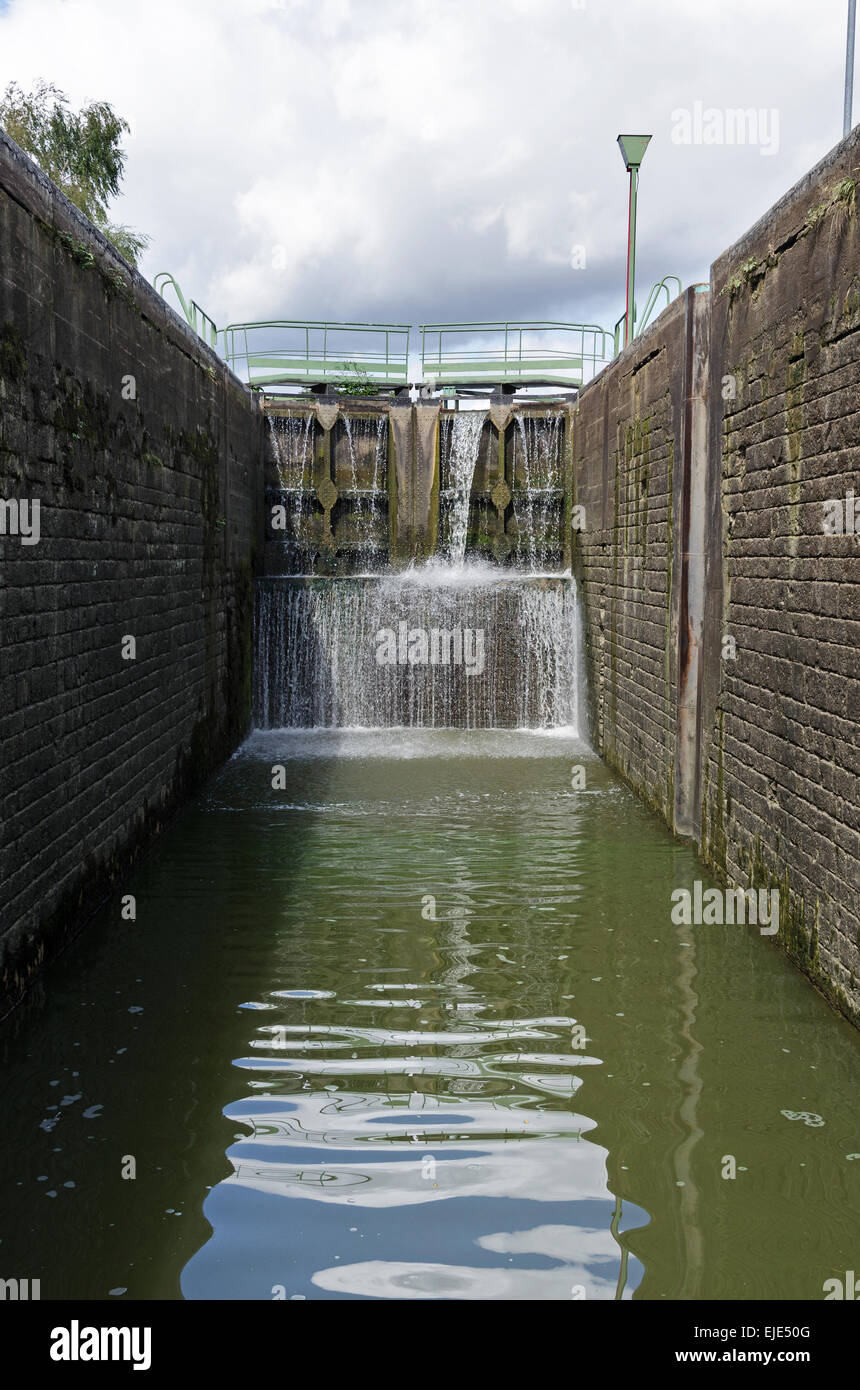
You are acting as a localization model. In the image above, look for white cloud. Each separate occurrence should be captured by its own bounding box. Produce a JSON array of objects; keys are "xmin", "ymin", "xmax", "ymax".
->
[{"xmin": 0, "ymin": 0, "xmax": 853, "ymax": 336}]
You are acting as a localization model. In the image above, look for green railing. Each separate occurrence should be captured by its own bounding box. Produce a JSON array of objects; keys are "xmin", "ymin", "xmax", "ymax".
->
[
  {"xmin": 221, "ymin": 320, "xmax": 411, "ymax": 390},
  {"xmin": 153, "ymin": 271, "xmax": 684, "ymax": 391},
  {"xmin": 637, "ymin": 275, "xmax": 682, "ymax": 333},
  {"xmin": 420, "ymin": 321, "xmax": 614, "ymax": 388},
  {"xmin": 614, "ymin": 275, "xmax": 683, "ymax": 353},
  {"xmin": 153, "ymin": 273, "xmax": 218, "ymax": 350}
]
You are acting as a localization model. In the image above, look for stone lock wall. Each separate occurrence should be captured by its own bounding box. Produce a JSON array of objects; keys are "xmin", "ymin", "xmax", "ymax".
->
[
  {"xmin": 573, "ymin": 286, "xmax": 712, "ymax": 839},
  {"xmin": 701, "ymin": 129, "xmax": 860, "ymax": 1022},
  {"xmin": 575, "ymin": 126, "xmax": 860, "ymax": 1025},
  {"xmin": 0, "ymin": 133, "xmax": 264, "ymax": 1018}
]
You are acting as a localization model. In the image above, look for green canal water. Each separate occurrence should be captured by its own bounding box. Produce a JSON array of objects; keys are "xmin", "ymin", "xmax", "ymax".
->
[{"xmin": 0, "ymin": 729, "xmax": 857, "ymax": 1300}]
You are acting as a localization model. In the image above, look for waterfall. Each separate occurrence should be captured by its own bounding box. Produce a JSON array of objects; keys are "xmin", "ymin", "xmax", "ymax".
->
[
  {"xmin": 256, "ymin": 406, "xmax": 584, "ymax": 734},
  {"xmin": 440, "ymin": 411, "xmax": 487, "ymax": 563},
  {"xmin": 254, "ymin": 566, "xmax": 581, "ymax": 732},
  {"xmin": 341, "ymin": 413, "xmax": 388, "ymax": 564},
  {"xmin": 267, "ymin": 413, "xmax": 315, "ymax": 573},
  {"xmin": 268, "ymin": 412, "xmax": 314, "ymax": 492},
  {"xmin": 512, "ymin": 413, "xmax": 564, "ymax": 573}
]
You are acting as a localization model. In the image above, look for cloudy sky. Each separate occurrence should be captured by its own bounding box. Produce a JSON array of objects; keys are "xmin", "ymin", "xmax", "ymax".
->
[{"xmin": 0, "ymin": 0, "xmax": 854, "ymax": 343}]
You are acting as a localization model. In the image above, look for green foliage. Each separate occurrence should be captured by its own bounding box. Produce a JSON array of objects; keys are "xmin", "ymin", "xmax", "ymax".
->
[
  {"xmin": 0, "ymin": 80, "xmax": 149, "ymax": 266},
  {"xmin": 722, "ymin": 256, "xmax": 761, "ymax": 300},
  {"xmin": 333, "ymin": 361, "xmax": 380, "ymax": 396},
  {"xmin": 834, "ymin": 176, "xmax": 856, "ymax": 206},
  {"xmin": 56, "ymin": 231, "xmax": 95, "ymax": 267},
  {"xmin": 803, "ymin": 202, "xmax": 828, "ymax": 232},
  {"xmin": 102, "ymin": 222, "xmax": 149, "ymax": 264}
]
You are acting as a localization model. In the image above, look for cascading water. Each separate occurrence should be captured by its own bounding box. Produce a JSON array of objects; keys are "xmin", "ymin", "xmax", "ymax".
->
[
  {"xmin": 512, "ymin": 412, "xmax": 564, "ymax": 572},
  {"xmin": 268, "ymin": 412, "xmax": 314, "ymax": 492},
  {"xmin": 267, "ymin": 413, "xmax": 315, "ymax": 572},
  {"xmin": 440, "ymin": 410, "xmax": 487, "ymax": 563},
  {"xmin": 254, "ymin": 565, "xmax": 582, "ymax": 732},
  {"xmin": 342, "ymin": 413, "xmax": 388, "ymax": 561},
  {"xmin": 256, "ymin": 405, "xmax": 584, "ymax": 734}
]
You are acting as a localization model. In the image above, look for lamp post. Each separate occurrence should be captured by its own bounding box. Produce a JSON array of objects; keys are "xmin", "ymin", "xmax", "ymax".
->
[
  {"xmin": 617, "ymin": 134, "xmax": 652, "ymax": 348},
  {"xmin": 845, "ymin": 0, "xmax": 856, "ymax": 138}
]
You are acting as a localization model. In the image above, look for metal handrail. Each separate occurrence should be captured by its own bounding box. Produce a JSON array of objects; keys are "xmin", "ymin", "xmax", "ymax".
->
[
  {"xmin": 614, "ymin": 276, "xmax": 683, "ymax": 353},
  {"xmin": 420, "ymin": 321, "xmax": 614, "ymax": 385},
  {"xmin": 637, "ymin": 275, "xmax": 682, "ymax": 334},
  {"xmin": 149, "ymin": 273, "xmax": 686, "ymax": 390},
  {"xmin": 153, "ymin": 272, "xmax": 218, "ymax": 350},
  {"xmin": 222, "ymin": 319, "xmax": 411, "ymax": 388},
  {"xmin": 153, "ymin": 271, "xmax": 189, "ymax": 317}
]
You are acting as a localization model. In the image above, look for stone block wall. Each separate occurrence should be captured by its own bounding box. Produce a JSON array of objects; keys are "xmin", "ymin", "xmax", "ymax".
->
[
  {"xmin": 575, "ymin": 127, "xmax": 860, "ymax": 1024},
  {"xmin": 0, "ymin": 133, "xmax": 264, "ymax": 1017},
  {"xmin": 701, "ymin": 127, "xmax": 860, "ymax": 1021},
  {"xmin": 573, "ymin": 286, "xmax": 713, "ymax": 838}
]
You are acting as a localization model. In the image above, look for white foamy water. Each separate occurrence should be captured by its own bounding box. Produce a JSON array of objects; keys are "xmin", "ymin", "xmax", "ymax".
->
[
  {"xmin": 440, "ymin": 411, "xmax": 487, "ymax": 563},
  {"xmin": 253, "ymin": 566, "xmax": 583, "ymax": 732},
  {"xmin": 512, "ymin": 412, "xmax": 564, "ymax": 572}
]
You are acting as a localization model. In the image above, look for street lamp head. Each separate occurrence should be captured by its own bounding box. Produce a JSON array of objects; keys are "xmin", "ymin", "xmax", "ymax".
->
[{"xmin": 617, "ymin": 134, "xmax": 652, "ymax": 171}]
